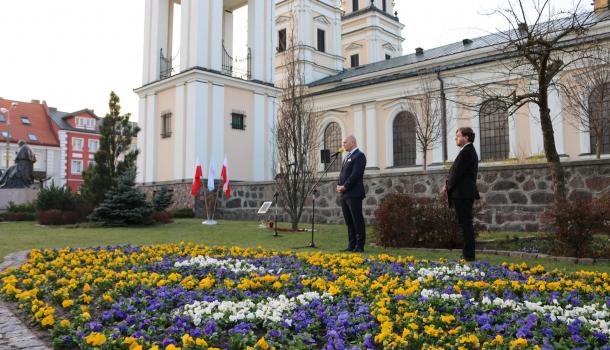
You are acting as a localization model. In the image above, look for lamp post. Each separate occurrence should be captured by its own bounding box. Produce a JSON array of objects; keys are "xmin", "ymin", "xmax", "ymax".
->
[{"xmin": 0, "ymin": 102, "xmax": 18, "ymax": 169}]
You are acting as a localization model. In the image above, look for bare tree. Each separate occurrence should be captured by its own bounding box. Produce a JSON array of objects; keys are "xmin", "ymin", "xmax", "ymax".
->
[
  {"xmin": 274, "ymin": 12, "xmax": 319, "ymax": 230},
  {"xmin": 404, "ymin": 76, "xmax": 444, "ymax": 171},
  {"xmin": 463, "ymin": 0, "xmax": 606, "ymax": 199},
  {"xmin": 562, "ymin": 47, "xmax": 610, "ymax": 158}
]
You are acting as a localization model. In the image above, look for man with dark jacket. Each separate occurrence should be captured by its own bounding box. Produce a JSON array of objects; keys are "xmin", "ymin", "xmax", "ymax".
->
[
  {"xmin": 444, "ymin": 127, "xmax": 480, "ymax": 261},
  {"xmin": 336, "ymin": 135, "xmax": 367, "ymax": 252}
]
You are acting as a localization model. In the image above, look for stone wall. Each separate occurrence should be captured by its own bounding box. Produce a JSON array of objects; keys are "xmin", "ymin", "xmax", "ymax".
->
[{"xmin": 139, "ymin": 159, "xmax": 610, "ymax": 231}]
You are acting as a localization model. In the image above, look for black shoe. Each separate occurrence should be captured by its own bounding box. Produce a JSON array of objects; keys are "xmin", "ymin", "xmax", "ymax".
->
[{"xmin": 340, "ymin": 248, "xmax": 354, "ymax": 252}]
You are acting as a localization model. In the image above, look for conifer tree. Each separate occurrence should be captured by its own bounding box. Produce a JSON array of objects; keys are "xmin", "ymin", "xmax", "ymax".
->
[
  {"xmin": 81, "ymin": 91, "xmax": 140, "ymax": 205},
  {"xmin": 88, "ymin": 168, "xmax": 152, "ymax": 226},
  {"xmin": 153, "ymin": 185, "xmax": 174, "ymax": 212}
]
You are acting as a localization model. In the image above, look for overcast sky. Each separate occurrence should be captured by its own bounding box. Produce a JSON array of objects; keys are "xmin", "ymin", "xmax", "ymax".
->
[{"xmin": 0, "ymin": 0, "xmax": 582, "ymax": 119}]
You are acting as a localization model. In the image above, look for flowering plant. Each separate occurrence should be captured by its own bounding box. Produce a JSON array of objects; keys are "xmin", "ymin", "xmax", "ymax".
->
[{"xmin": 1, "ymin": 244, "xmax": 609, "ymax": 349}]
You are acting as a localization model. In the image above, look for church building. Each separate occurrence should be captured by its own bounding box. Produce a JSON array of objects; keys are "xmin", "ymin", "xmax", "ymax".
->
[{"xmin": 136, "ymin": 0, "xmax": 610, "ymax": 188}]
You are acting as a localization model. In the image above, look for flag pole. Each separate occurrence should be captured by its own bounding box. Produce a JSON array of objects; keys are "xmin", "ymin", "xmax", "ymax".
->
[{"xmin": 210, "ymin": 178, "xmax": 222, "ymax": 222}]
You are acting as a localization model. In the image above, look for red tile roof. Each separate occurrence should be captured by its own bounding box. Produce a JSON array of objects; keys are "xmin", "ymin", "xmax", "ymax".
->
[{"xmin": 0, "ymin": 98, "xmax": 59, "ymax": 147}]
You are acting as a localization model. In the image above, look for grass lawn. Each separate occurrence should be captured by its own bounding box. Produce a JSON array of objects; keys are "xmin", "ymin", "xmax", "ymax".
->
[{"xmin": 1, "ymin": 219, "xmax": 608, "ymax": 273}]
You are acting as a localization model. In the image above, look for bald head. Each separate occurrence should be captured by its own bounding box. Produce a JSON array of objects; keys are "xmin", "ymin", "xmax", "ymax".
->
[{"xmin": 342, "ymin": 135, "xmax": 357, "ymax": 152}]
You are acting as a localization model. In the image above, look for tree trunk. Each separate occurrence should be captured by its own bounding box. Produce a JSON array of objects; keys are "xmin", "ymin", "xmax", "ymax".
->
[
  {"xmin": 423, "ymin": 151, "xmax": 428, "ymax": 172},
  {"xmin": 539, "ymin": 102, "xmax": 567, "ymax": 200}
]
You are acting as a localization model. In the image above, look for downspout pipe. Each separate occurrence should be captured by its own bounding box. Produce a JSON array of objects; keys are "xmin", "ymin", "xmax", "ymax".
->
[{"xmin": 437, "ymin": 71, "xmax": 448, "ymax": 162}]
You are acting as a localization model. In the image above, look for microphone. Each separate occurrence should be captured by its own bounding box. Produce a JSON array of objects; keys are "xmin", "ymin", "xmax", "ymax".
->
[{"xmin": 331, "ymin": 147, "xmax": 346, "ymax": 157}]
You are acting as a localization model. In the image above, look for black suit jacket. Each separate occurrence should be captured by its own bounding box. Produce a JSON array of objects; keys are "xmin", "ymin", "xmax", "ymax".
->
[
  {"xmin": 447, "ymin": 143, "xmax": 480, "ymax": 201},
  {"xmin": 338, "ymin": 149, "xmax": 367, "ymax": 199}
]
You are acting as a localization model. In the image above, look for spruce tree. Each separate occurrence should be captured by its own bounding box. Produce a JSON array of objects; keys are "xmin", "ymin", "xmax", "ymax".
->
[
  {"xmin": 153, "ymin": 186, "xmax": 174, "ymax": 212},
  {"xmin": 81, "ymin": 91, "xmax": 140, "ymax": 205},
  {"xmin": 88, "ymin": 168, "xmax": 152, "ymax": 226}
]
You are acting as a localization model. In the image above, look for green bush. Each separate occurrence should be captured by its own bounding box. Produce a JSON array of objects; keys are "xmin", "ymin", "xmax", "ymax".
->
[
  {"xmin": 374, "ymin": 194, "xmax": 480, "ymax": 249},
  {"xmin": 7, "ymin": 201, "xmax": 37, "ymax": 214},
  {"xmin": 171, "ymin": 208, "xmax": 195, "ymax": 218},
  {"xmin": 36, "ymin": 184, "xmax": 80, "ymax": 211},
  {"xmin": 88, "ymin": 169, "xmax": 153, "ymax": 226},
  {"xmin": 153, "ymin": 186, "xmax": 174, "ymax": 212},
  {"xmin": 1, "ymin": 201, "xmax": 37, "ymax": 221}
]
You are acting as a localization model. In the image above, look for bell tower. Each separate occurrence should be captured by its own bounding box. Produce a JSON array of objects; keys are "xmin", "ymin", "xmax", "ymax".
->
[
  {"xmin": 274, "ymin": 0, "xmax": 344, "ymax": 84},
  {"xmin": 341, "ymin": 0, "xmax": 404, "ymax": 68}
]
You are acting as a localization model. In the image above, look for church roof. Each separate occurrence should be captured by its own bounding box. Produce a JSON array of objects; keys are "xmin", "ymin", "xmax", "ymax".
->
[{"xmin": 309, "ymin": 10, "xmax": 610, "ymax": 91}]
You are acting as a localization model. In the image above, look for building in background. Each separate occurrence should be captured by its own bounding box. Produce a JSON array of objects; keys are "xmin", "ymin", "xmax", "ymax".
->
[
  {"xmin": 0, "ymin": 97, "xmax": 107, "ymax": 191},
  {"xmin": 0, "ymin": 98, "xmax": 61, "ymax": 187},
  {"xmin": 49, "ymin": 109, "xmax": 100, "ymax": 191}
]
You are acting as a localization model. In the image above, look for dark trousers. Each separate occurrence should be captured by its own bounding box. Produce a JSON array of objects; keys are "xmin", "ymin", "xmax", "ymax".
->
[
  {"xmin": 453, "ymin": 198, "xmax": 475, "ymax": 260},
  {"xmin": 341, "ymin": 196, "xmax": 366, "ymax": 250}
]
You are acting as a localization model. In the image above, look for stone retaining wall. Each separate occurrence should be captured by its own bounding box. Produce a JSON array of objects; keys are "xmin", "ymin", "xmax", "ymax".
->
[{"xmin": 140, "ymin": 159, "xmax": 610, "ymax": 231}]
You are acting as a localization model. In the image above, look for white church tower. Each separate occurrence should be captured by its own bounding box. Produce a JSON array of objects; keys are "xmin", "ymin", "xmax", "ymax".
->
[
  {"xmin": 341, "ymin": 0, "xmax": 404, "ymax": 68},
  {"xmin": 274, "ymin": 0, "xmax": 344, "ymax": 84},
  {"xmin": 135, "ymin": 0, "xmax": 280, "ymax": 184}
]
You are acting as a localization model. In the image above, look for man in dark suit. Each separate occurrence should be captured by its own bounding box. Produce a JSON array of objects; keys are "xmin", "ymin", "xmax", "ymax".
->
[
  {"xmin": 443, "ymin": 127, "xmax": 480, "ymax": 261},
  {"xmin": 336, "ymin": 135, "xmax": 367, "ymax": 252}
]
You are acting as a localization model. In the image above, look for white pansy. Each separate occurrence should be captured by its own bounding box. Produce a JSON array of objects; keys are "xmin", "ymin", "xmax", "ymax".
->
[
  {"xmin": 174, "ymin": 256, "xmax": 266, "ymax": 273},
  {"xmin": 181, "ymin": 292, "xmax": 333, "ymax": 326},
  {"xmin": 416, "ymin": 264, "xmax": 485, "ymax": 282}
]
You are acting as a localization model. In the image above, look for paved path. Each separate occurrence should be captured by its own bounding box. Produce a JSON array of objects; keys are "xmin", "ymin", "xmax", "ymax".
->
[{"xmin": 0, "ymin": 251, "xmax": 50, "ymax": 350}]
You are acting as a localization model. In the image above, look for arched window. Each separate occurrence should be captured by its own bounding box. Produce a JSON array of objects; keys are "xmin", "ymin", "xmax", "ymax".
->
[
  {"xmin": 323, "ymin": 122, "xmax": 342, "ymax": 172},
  {"xmin": 588, "ymin": 83, "xmax": 610, "ymax": 155},
  {"xmin": 479, "ymin": 100, "xmax": 509, "ymax": 161},
  {"xmin": 392, "ymin": 111, "xmax": 417, "ymax": 166}
]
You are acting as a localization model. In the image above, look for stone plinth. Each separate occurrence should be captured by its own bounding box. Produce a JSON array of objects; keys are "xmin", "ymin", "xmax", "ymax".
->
[{"xmin": 0, "ymin": 188, "xmax": 38, "ymax": 211}]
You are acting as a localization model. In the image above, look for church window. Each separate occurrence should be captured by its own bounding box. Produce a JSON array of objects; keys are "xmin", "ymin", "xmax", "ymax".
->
[
  {"xmin": 352, "ymin": 0, "xmax": 359, "ymax": 11},
  {"xmin": 278, "ymin": 29, "xmax": 287, "ymax": 52},
  {"xmin": 588, "ymin": 82, "xmax": 610, "ymax": 154},
  {"xmin": 161, "ymin": 112, "xmax": 172, "ymax": 138},
  {"xmin": 231, "ymin": 113, "xmax": 246, "ymax": 130},
  {"xmin": 350, "ymin": 54, "xmax": 359, "ymax": 68},
  {"xmin": 479, "ymin": 99, "xmax": 509, "ymax": 161},
  {"xmin": 382, "ymin": 0, "xmax": 387, "ymax": 12},
  {"xmin": 317, "ymin": 29, "xmax": 326, "ymax": 53},
  {"xmin": 392, "ymin": 111, "xmax": 417, "ymax": 166},
  {"xmin": 323, "ymin": 122, "xmax": 342, "ymax": 172},
  {"xmin": 385, "ymin": 54, "xmax": 391, "ymax": 60}
]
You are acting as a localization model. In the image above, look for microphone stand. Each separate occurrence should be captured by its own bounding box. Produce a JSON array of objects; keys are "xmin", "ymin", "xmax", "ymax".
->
[{"xmin": 294, "ymin": 152, "xmax": 342, "ymax": 249}]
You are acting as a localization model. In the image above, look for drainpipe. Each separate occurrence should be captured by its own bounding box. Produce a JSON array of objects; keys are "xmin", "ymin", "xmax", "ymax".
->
[{"xmin": 437, "ymin": 71, "xmax": 448, "ymax": 162}]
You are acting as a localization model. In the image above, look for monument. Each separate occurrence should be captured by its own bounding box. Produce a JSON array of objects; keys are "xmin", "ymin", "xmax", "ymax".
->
[{"xmin": 0, "ymin": 140, "xmax": 39, "ymax": 211}]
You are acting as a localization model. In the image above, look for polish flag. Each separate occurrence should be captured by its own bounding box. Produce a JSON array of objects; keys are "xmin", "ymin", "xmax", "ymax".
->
[
  {"xmin": 221, "ymin": 155, "xmax": 231, "ymax": 198},
  {"xmin": 191, "ymin": 158, "xmax": 203, "ymax": 196}
]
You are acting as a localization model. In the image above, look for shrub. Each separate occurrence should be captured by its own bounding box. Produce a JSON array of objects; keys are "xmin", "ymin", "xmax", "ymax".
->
[
  {"xmin": 88, "ymin": 169, "xmax": 153, "ymax": 226},
  {"xmin": 544, "ymin": 197, "xmax": 610, "ymax": 258},
  {"xmin": 7, "ymin": 201, "xmax": 37, "ymax": 214},
  {"xmin": 172, "ymin": 208, "xmax": 195, "ymax": 218},
  {"xmin": 36, "ymin": 209, "xmax": 80, "ymax": 225},
  {"xmin": 36, "ymin": 184, "xmax": 80, "ymax": 211},
  {"xmin": 374, "ymin": 194, "xmax": 479, "ymax": 249},
  {"xmin": 152, "ymin": 210, "xmax": 173, "ymax": 224},
  {"xmin": 153, "ymin": 186, "xmax": 174, "ymax": 212},
  {"xmin": 2, "ymin": 201, "xmax": 36, "ymax": 221}
]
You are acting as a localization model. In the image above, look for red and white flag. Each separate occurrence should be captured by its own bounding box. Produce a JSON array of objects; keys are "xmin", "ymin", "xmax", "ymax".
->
[
  {"xmin": 221, "ymin": 155, "xmax": 231, "ymax": 198},
  {"xmin": 191, "ymin": 158, "xmax": 203, "ymax": 196}
]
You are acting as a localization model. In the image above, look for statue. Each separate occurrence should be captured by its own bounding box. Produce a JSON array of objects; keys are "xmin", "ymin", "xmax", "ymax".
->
[{"xmin": 0, "ymin": 140, "xmax": 37, "ymax": 189}]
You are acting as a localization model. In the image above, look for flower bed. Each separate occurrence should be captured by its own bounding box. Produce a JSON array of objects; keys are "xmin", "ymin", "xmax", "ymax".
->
[{"xmin": 1, "ymin": 244, "xmax": 610, "ymax": 349}]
